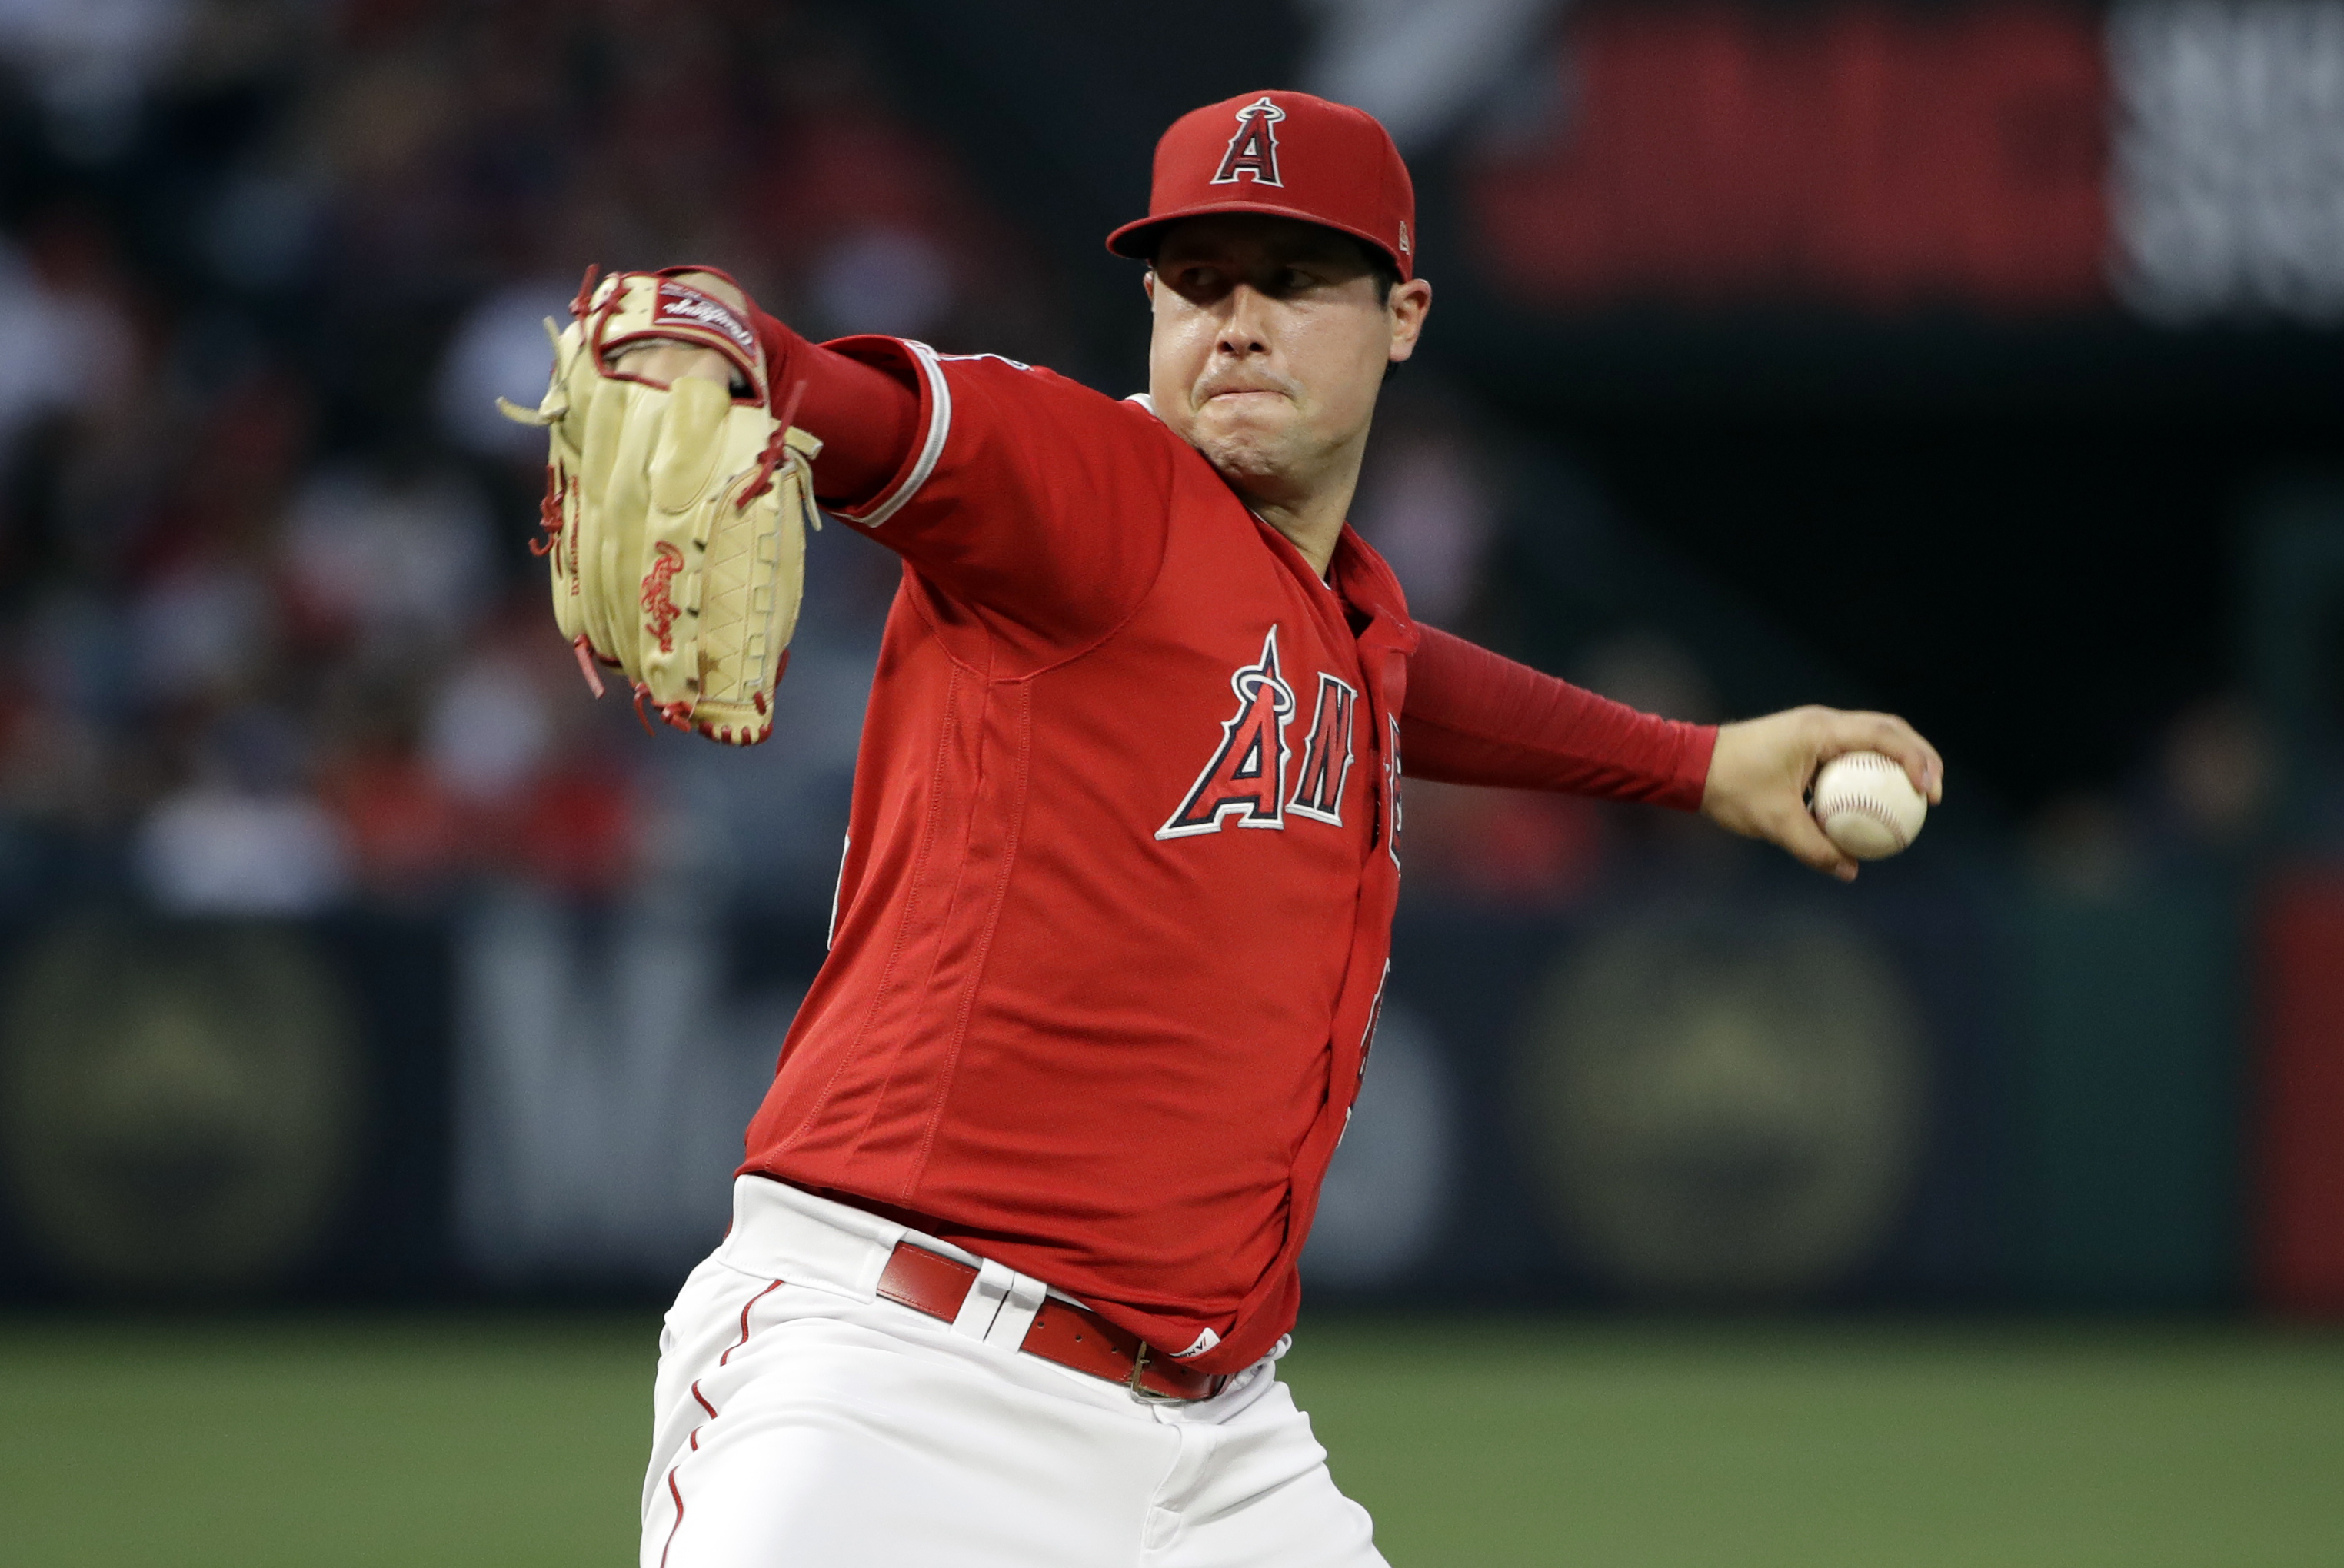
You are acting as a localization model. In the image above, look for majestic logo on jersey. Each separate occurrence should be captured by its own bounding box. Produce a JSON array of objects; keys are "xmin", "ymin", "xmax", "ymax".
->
[
  {"xmin": 1157, "ymin": 628, "xmax": 1297, "ymax": 839},
  {"xmin": 1170, "ymin": 1326, "xmax": 1221, "ymax": 1360},
  {"xmin": 1286, "ymin": 672, "xmax": 1357, "ymax": 825},
  {"xmin": 1210, "ymin": 96, "xmax": 1287, "ymax": 187}
]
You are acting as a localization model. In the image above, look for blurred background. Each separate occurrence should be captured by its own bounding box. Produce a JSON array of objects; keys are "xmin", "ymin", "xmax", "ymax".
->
[{"xmin": 0, "ymin": 0, "xmax": 2340, "ymax": 1563}]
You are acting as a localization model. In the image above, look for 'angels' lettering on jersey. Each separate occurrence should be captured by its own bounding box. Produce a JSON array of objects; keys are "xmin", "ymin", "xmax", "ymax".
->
[
  {"xmin": 1157, "ymin": 627, "xmax": 1297, "ymax": 839},
  {"xmin": 1286, "ymin": 671, "xmax": 1357, "ymax": 826}
]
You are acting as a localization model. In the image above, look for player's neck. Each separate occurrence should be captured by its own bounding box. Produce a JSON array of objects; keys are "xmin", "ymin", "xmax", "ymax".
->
[
  {"xmin": 1235, "ymin": 446, "xmax": 1360, "ymax": 578},
  {"xmin": 1247, "ymin": 496, "xmax": 1346, "ymax": 577}
]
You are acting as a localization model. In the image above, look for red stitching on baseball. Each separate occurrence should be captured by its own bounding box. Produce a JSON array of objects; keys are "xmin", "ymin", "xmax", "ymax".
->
[
  {"xmin": 1824, "ymin": 797, "xmax": 1909, "ymax": 843},
  {"xmin": 1816, "ymin": 761, "xmax": 1916, "ymax": 847}
]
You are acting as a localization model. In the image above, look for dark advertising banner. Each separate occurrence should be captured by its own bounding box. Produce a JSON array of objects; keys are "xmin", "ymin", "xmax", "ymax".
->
[
  {"xmin": 1309, "ymin": 874, "xmax": 2009, "ymax": 1307},
  {"xmin": 1, "ymin": 860, "xmax": 2296, "ymax": 1314},
  {"xmin": 0, "ymin": 911, "xmax": 451, "ymax": 1301}
]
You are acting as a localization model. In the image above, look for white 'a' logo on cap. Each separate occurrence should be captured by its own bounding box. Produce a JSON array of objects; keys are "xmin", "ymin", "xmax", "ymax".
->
[{"xmin": 1211, "ymin": 96, "xmax": 1286, "ymax": 187}]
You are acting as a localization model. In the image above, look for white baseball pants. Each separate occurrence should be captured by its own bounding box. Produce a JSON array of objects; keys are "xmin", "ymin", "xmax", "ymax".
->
[{"xmin": 642, "ymin": 1176, "xmax": 1387, "ymax": 1568}]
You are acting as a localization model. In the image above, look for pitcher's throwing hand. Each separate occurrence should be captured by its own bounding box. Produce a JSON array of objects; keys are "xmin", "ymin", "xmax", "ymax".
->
[{"xmin": 1703, "ymin": 706, "xmax": 1945, "ymax": 880}]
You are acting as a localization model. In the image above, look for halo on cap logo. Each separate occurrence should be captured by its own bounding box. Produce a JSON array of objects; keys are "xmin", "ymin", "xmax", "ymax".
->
[{"xmin": 1211, "ymin": 96, "xmax": 1286, "ymax": 188}]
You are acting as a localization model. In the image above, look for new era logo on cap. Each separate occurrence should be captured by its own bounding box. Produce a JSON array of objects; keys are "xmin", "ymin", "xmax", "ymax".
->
[{"xmin": 1106, "ymin": 89, "xmax": 1420, "ymax": 280}]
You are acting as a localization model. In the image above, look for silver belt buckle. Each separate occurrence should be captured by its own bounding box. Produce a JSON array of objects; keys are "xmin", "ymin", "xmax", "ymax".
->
[
  {"xmin": 1126, "ymin": 1342, "xmax": 1180, "ymax": 1403},
  {"xmin": 1126, "ymin": 1342, "xmax": 1224, "ymax": 1405}
]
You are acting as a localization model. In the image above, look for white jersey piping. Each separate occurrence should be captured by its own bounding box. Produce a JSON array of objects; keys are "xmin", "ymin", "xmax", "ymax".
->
[{"xmin": 855, "ymin": 338, "xmax": 952, "ymax": 527}]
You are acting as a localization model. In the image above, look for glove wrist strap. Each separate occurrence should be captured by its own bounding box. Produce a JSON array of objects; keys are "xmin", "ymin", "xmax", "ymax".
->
[{"xmin": 591, "ymin": 271, "xmax": 768, "ymax": 401}]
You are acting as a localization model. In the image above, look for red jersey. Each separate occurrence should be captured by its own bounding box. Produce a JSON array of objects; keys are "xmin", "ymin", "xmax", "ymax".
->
[{"xmin": 739, "ymin": 335, "xmax": 1712, "ymax": 1375}]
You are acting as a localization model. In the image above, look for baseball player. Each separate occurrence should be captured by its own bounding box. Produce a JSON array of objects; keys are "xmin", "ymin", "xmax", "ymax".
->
[{"xmin": 519, "ymin": 90, "xmax": 1943, "ymax": 1567}]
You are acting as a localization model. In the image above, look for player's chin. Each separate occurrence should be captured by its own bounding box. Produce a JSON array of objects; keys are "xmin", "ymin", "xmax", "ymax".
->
[{"xmin": 1192, "ymin": 426, "xmax": 1297, "ymax": 487}]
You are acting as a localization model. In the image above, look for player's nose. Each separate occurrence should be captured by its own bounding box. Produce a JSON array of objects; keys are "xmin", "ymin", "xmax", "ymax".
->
[{"xmin": 1217, "ymin": 284, "xmax": 1274, "ymax": 355}]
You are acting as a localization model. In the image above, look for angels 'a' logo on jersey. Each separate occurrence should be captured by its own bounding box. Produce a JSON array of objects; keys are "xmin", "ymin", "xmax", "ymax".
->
[
  {"xmin": 1211, "ymin": 95, "xmax": 1287, "ymax": 187},
  {"xmin": 1286, "ymin": 671, "xmax": 1357, "ymax": 825},
  {"xmin": 1157, "ymin": 628, "xmax": 1297, "ymax": 839}
]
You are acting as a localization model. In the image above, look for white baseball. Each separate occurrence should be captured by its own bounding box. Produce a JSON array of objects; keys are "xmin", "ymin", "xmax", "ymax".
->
[{"xmin": 1810, "ymin": 751, "xmax": 1926, "ymax": 860}]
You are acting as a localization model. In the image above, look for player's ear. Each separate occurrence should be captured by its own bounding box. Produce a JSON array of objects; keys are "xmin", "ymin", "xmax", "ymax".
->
[
  {"xmin": 1142, "ymin": 266, "xmax": 1157, "ymax": 304},
  {"xmin": 1387, "ymin": 277, "xmax": 1432, "ymax": 363}
]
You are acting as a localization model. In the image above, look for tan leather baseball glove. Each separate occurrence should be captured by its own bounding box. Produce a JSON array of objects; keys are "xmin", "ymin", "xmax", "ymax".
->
[{"xmin": 499, "ymin": 266, "xmax": 820, "ymax": 745}]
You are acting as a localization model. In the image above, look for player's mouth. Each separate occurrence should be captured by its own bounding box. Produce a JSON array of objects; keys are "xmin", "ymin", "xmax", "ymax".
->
[
  {"xmin": 1197, "ymin": 389, "xmax": 1295, "ymax": 426},
  {"xmin": 1194, "ymin": 369, "xmax": 1298, "ymax": 407}
]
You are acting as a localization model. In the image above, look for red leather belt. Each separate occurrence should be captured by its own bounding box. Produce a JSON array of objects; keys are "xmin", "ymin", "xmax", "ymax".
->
[{"xmin": 874, "ymin": 1242, "xmax": 1221, "ymax": 1402}]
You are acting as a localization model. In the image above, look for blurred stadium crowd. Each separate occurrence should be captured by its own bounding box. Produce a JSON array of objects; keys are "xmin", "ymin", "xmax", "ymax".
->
[
  {"xmin": 0, "ymin": 0, "xmax": 1055, "ymax": 923},
  {"xmin": 0, "ymin": 0, "xmax": 2328, "ymax": 927}
]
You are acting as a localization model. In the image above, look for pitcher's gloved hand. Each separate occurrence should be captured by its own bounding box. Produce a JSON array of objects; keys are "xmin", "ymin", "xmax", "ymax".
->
[{"xmin": 500, "ymin": 266, "xmax": 820, "ymax": 745}]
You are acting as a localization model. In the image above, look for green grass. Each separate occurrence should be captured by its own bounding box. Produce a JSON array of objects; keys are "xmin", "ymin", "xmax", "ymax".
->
[
  {"xmin": 1284, "ymin": 1319, "xmax": 2344, "ymax": 1567},
  {"xmin": 0, "ymin": 1314, "xmax": 656, "ymax": 1567},
  {"xmin": 0, "ymin": 1313, "xmax": 2338, "ymax": 1566}
]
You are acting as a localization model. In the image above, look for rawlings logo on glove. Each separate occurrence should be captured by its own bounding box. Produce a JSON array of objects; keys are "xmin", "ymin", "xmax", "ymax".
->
[
  {"xmin": 498, "ymin": 265, "xmax": 821, "ymax": 746},
  {"xmin": 641, "ymin": 543, "xmax": 686, "ymax": 653},
  {"xmin": 654, "ymin": 283, "xmax": 757, "ymax": 351}
]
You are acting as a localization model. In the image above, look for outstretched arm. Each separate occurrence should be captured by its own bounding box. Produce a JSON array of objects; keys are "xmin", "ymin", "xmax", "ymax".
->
[
  {"xmin": 1400, "ymin": 625, "xmax": 1944, "ymax": 881},
  {"xmin": 1400, "ymin": 624, "xmax": 1716, "ymax": 805}
]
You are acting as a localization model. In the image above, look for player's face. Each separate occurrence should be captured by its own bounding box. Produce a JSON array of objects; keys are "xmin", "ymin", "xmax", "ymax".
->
[{"xmin": 1145, "ymin": 216, "xmax": 1430, "ymax": 508}]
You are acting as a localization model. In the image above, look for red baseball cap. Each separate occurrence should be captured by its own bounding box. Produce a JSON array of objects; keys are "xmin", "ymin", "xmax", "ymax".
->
[{"xmin": 1107, "ymin": 90, "xmax": 1417, "ymax": 280}]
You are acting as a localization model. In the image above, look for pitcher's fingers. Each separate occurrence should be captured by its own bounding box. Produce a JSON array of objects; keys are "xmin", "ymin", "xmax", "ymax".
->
[
  {"xmin": 1827, "ymin": 710, "xmax": 1943, "ymax": 804},
  {"xmin": 1775, "ymin": 803, "xmax": 1859, "ymax": 882},
  {"xmin": 607, "ymin": 341, "xmax": 731, "ymax": 389}
]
